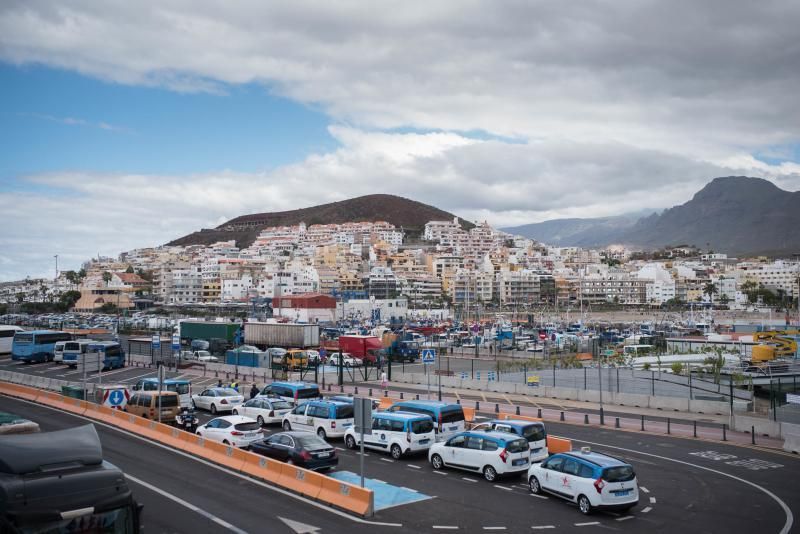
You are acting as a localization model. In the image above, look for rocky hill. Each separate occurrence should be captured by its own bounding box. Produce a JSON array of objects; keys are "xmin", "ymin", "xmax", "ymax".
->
[
  {"xmin": 503, "ymin": 177, "xmax": 800, "ymax": 255},
  {"xmin": 167, "ymin": 194, "xmax": 472, "ymax": 248}
]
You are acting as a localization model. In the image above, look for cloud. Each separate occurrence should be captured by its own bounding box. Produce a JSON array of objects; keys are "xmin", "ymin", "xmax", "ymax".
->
[
  {"xmin": 2, "ymin": 127, "xmax": 797, "ymax": 281},
  {"xmin": 0, "ymin": 1, "xmax": 798, "ymax": 164},
  {"xmin": 19, "ymin": 112, "xmax": 132, "ymax": 133}
]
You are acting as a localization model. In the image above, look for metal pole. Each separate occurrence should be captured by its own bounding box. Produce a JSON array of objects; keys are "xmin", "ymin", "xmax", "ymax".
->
[
  {"xmin": 157, "ymin": 364, "xmax": 163, "ymax": 424},
  {"xmin": 360, "ymin": 426, "xmax": 365, "ymax": 488},
  {"xmin": 598, "ymin": 355, "xmax": 604, "ymax": 425},
  {"xmin": 437, "ymin": 353, "xmax": 442, "ymax": 401},
  {"xmin": 427, "ymin": 363, "xmax": 431, "ymax": 400}
]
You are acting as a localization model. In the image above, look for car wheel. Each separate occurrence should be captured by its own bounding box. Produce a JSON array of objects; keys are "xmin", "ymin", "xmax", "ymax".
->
[
  {"xmin": 578, "ymin": 494, "xmax": 592, "ymax": 515},
  {"xmin": 317, "ymin": 428, "xmax": 327, "ymax": 439},
  {"xmin": 345, "ymin": 435, "xmax": 356, "ymax": 449},
  {"xmin": 529, "ymin": 476, "xmax": 542, "ymax": 494},
  {"xmin": 390, "ymin": 444, "xmax": 403, "ymax": 459},
  {"xmin": 196, "ymin": 431, "xmax": 202, "ymax": 437},
  {"xmin": 283, "ymin": 421, "xmax": 292, "ymax": 431},
  {"xmin": 232, "ymin": 409, "xmax": 239, "ymax": 415},
  {"xmin": 210, "ymin": 404, "xmax": 217, "ymax": 415},
  {"xmin": 431, "ymin": 454, "xmax": 444, "ymax": 470},
  {"xmin": 483, "ymin": 465, "xmax": 497, "ymax": 482},
  {"xmin": 191, "ymin": 401, "xmax": 197, "ymax": 410},
  {"xmin": 223, "ymin": 440, "xmax": 230, "ymax": 445},
  {"xmin": 257, "ymin": 415, "xmax": 265, "ymax": 426}
]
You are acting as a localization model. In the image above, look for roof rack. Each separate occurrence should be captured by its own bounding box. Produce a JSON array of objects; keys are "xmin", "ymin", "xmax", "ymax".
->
[{"xmin": 0, "ymin": 424, "xmax": 102, "ymax": 475}]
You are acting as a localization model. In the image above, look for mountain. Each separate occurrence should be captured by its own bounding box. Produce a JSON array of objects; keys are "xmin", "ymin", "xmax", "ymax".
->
[
  {"xmin": 503, "ymin": 177, "xmax": 800, "ymax": 255},
  {"xmin": 167, "ymin": 194, "xmax": 473, "ymax": 248},
  {"xmin": 501, "ymin": 212, "xmax": 650, "ymax": 248},
  {"xmin": 622, "ymin": 176, "xmax": 800, "ymax": 255}
]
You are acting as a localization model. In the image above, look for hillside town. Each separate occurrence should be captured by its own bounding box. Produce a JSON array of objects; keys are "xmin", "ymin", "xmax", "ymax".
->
[{"xmin": 2, "ymin": 217, "xmax": 798, "ymax": 322}]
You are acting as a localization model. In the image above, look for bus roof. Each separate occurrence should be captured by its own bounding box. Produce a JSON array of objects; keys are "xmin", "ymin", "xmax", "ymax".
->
[
  {"xmin": 17, "ymin": 329, "xmax": 66, "ymax": 335},
  {"xmin": 392, "ymin": 400, "xmax": 462, "ymax": 410}
]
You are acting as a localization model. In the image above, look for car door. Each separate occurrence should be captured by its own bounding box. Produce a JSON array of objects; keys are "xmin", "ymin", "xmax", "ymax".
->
[
  {"xmin": 259, "ymin": 434, "xmax": 283, "ymax": 460},
  {"xmin": 289, "ymin": 404, "xmax": 308, "ymax": 430},
  {"xmin": 196, "ymin": 390, "xmax": 211, "ymax": 410},
  {"xmin": 462, "ymin": 435, "xmax": 485, "ymax": 471},
  {"xmin": 539, "ymin": 455, "xmax": 565, "ymax": 492},
  {"xmin": 443, "ymin": 435, "xmax": 466, "ymax": 468},
  {"xmin": 277, "ymin": 434, "xmax": 295, "ymax": 461},
  {"xmin": 556, "ymin": 457, "xmax": 581, "ymax": 500},
  {"xmin": 202, "ymin": 418, "xmax": 220, "ymax": 438},
  {"xmin": 239, "ymin": 399, "xmax": 256, "ymax": 418}
]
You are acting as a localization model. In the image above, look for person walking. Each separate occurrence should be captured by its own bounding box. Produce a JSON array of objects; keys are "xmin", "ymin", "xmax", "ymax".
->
[
  {"xmin": 381, "ymin": 371, "xmax": 388, "ymax": 389},
  {"xmin": 250, "ymin": 383, "xmax": 259, "ymax": 399},
  {"xmin": 217, "ymin": 379, "xmax": 223, "ymax": 388},
  {"xmin": 230, "ymin": 380, "xmax": 239, "ymax": 392}
]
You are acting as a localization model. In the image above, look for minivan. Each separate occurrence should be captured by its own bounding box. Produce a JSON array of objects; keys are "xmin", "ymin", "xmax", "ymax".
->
[
  {"xmin": 53, "ymin": 341, "xmax": 67, "ymax": 363},
  {"xmin": 472, "ymin": 419, "xmax": 548, "ymax": 462},
  {"xmin": 387, "ymin": 400, "xmax": 466, "ymax": 441},
  {"xmin": 343, "ymin": 411, "xmax": 435, "ymax": 458},
  {"xmin": 282, "ymin": 400, "xmax": 354, "ymax": 439},
  {"xmin": 259, "ymin": 381, "xmax": 321, "ymax": 404},
  {"xmin": 125, "ymin": 391, "xmax": 181, "ymax": 422}
]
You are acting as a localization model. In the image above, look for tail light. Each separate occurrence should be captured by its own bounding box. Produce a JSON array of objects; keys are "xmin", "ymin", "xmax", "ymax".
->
[
  {"xmin": 149, "ymin": 409, "xmax": 155, "ymax": 416},
  {"xmin": 594, "ymin": 478, "xmax": 605, "ymax": 494},
  {"xmin": 231, "ymin": 431, "xmax": 243, "ymax": 436},
  {"xmin": 331, "ymin": 421, "xmax": 336, "ymax": 429},
  {"xmin": 269, "ymin": 410, "xmax": 275, "ymax": 417},
  {"xmin": 300, "ymin": 450, "xmax": 312, "ymax": 461},
  {"xmin": 499, "ymin": 449, "xmax": 509, "ymax": 463},
  {"xmin": 438, "ymin": 413, "xmax": 443, "ymax": 433},
  {"xmin": 221, "ymin": 399, "xmax": 228, "ymax": 404}
]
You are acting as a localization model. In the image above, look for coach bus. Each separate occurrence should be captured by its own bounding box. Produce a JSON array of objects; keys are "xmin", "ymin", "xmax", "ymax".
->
[
  {"xmin": 11, "ymin": 330, "xmax": 72, "ymax": 363},
  {"xmin": 0, "ymin": 325, "xmax": 24, "ymax": 355},
  {"xmin": 85, "ymin": 341, "xmax": 126, "ymax": 371}
]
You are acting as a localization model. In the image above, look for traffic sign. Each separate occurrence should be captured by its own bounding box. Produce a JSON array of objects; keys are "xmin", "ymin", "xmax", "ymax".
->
[
  {"xmin": 171, "ymin": 334, "xmax": 180, "ymax": 351},
  {"xmin": 151, "ymin": 334, "xmax": 160, "ymax": 349},
  {"xmin": 461, "ymin": 371, "xmax": 468, "ymax": 379},
  {"xmin": 488, "ymin": 371, "xmax": 496, "ymax": 381},
  {"xmin": 421, "ymin": 349, "xmax": 436, "ymax": 364},
  {"xmin": 526, "ymin": 375, "xmax": 540, "ymax": 387},
  {"xmin": 109, "ymin": 390, "xmax": 124, "ymax": 406}
]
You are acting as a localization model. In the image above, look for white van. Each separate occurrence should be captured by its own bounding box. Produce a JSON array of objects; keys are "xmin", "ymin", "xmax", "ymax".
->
[
  {"xmin": 61, "ymin": 340, "xmax": 93, "ymax": 367},
  {"xmin": 282, "ymin": 400, "xmax": 354, "ymax": 439},
  {"xmin": 53, "ymin": 341, "xmax": 67, "ymax": 363},
  {"xmin": 344, "ymin": 411, "xmax": 435, "ymax": 459}
]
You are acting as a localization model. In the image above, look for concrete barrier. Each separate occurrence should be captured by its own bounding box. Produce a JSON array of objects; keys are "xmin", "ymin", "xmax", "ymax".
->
[
  {"xmin": 615, "ymin": 392, "xmax": 649, "ymax": 408},
  {"xmin": 782, "ymin": 423, "xmax": 800, "ymax": 454},
  {"xmin": 277, "ymin": 463, "xmax": 323, "ymax": 499},
  {"xmin": 501, "ymin": 413, "xmax": 542, "ymax": 423},
  {"xmin": 689, "ymin": 398, "xmax": 730, "ymax": 415},
  {"xmin": 239, "ymin": 452, "xmax": 282, "ymax": 483},
  {"xmin": 733, "ymin": 413, "xmax": 782, "ymax": 438},
  {"xmin": 649, "ymin": 396, "xmax": 690, "ymax": 412},
  {"xmin": 317, "ymin": 475, "xmax": 373, "ymax": 516}
]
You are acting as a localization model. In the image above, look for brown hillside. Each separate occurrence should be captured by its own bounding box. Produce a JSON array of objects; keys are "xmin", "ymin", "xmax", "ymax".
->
[{"xmin": 166, "ymin": 194, "xmax": 473, "ymax": 248}]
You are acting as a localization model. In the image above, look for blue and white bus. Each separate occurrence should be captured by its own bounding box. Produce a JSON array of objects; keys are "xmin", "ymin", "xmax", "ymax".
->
[
  {"xmin": 11, "ymin": 330, "xmax": 72, "ymax": 363},
  {"xmin": 85, "ymin": 341, "xmax": 126, "ymax": 371},
  {"xmin": 0, "ymin": 325, "xmax": 24, "ymax": 354},
  {"xmin": 62, "ymin": 340, "xmax": 94, "ymax": 368}
]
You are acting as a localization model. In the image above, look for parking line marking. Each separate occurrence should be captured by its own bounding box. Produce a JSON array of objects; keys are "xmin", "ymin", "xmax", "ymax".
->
[
  {"xmin": 407, "ymin": 464, "xmax": 421, "ymax": 469},
  {"xmin": 574, "ymin": 522, "xmax": 599, "ymax": 527},
  {"xmin": 433, "ymin": 471, "xmax": 448, "ymax": 475},
  {"xmin": 335, "ymin": 447, "xmax": 346, "ymax": 451},
  {"xmin": 616, "ymin": 516, "xmax": 634, "ymax": 522},
  {"xmin": 432, "ymin": 526, "xmax": 459, "ymax": 530},
  {"xmin": 400, "ymin": 487, "xmax": 418, "ymax": 493},
  {"xmin": 649, "ymin": 497, "xmax": 656, "ymax": 504},
  {"xmin": 462, "ymin": 477, "xmax": 479, "ymax": 483},
  {"xmin": 640, "ymin": 486, "xmax": 650, "ymax": 493},
  {"xmin": 495, "ymin": 486, "xmax": 513, "ymax": 491},
  {"xmin": 641, "ymin": 507, "xmax": 652, "ymax": 513},
  {"xmin": 481, "ymin": 392, "xmax": 487, "ymax": 402},
  {"xmin": 483, "ymin": 528, "xmax": 507, "ymax": 531},
  {"xmin": 529, "ymin": 494, "xmax": 548, "ymax": 500},
  {"xmin": 531, "ymin": 526, "xmax": 555, "ymax": 530},
  {"xmin": 381, "ymin": 458, "xmax": 395, "ymax": 463}
]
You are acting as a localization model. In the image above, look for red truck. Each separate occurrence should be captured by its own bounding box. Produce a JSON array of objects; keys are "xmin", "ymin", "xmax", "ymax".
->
[{"xmin": 337, "ymin": 335, "xmax": 383, "ymax": 364}]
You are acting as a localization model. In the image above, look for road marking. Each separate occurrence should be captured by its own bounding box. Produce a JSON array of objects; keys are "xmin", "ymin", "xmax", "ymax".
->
[
  {"xmin": 400, "ymin": 487, "xmax": 418, "ymax": 493},
  {"xmin": 483, "ymin": 527, "xmax": 507, "ymax": 531},
  {"xmin": 574, "ymin": 522, "xmax": 600, "ymax": 527},
  {"xmin": 125, "ymin": 472, "xmax": 248, "ymax": 534},
  {"xmin": 462, "ymin": 477, "xmax": 479, "ymax": 483},
  {"xmin": 372, "ymin": 479, "xmax": 387, "ymax": 484},
  {"xmin": 335, "ymin": 447, "xmax": 346, "ymax": 451},
  {"xmin": 502, "ymin": 394, "xmax": 513, "ymax": 405},
  {"xmin": 278, "ymin": 516, "xmax": 320, "ymax": 533},
  {"xmin": 432, "ymin": 526, "xmax": 459, "ymax": 530},
  {"xmin": 433, "ymin": 471, "xmax": 448, "ymax": 475},
  {"xmin": 641, "ymin": 506, "xmax": 652, "ymax": 513},
  {"xmin": 650, "ymin": 497, "xmax": 656, "ymax": 504},
  {"xmin": 407, "ymin": 464, "xmax": 422, "ymax": 469},
  {"xmin": 640, "ymin": 486, "xmax": 650, "ymax": 493},
  {"xmin": 381, "ymin": 458, "xmax": 395, "ymax": 463},
  {"xmin": 495, "ymin": 486, "xmax": 513, "ymax": 491},
  {"xmin": 2, "ymin": 395, "xmax": 404, "ymax": 529},
  {"xmin": 573, "ymin": 438, "xmax": 794, "ymax": 534},
  {"xmin": 531, "ymin": 526, "xmax": 555, "ymax": 530},
  {"xmin": 454, "ymin": 391, "xmax": 461, "ymax": 400},
  {"xmin": 481, "ymin": 392, "xmax": 487, "ymax": 402},
  {"xmin": 529, "ymin": 494, "xmax": 548, "ymax": 499},
  {"xmin": 616, "ymin": 516, "xmax": 634, "ymax": 522}
]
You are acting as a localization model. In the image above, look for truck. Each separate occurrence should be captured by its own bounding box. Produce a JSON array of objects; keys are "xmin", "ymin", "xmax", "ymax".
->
[
  {"xmin": 243, "ymin": 322, "xmax": 319, "ymax": 349},
  {"xmin": 179, "ymin": 321, "xmax": 240, "ymax": 347},
  {"xmin": 0, "ymin": 424, "xmax": 142, "ymax": 532},
  {"xmin": 381, "ymin": 332, "xmax": 421, "ymax": 363},
  {"xmin": 338, "ymin": 335, "xmax": 383, "ymax": 363}
]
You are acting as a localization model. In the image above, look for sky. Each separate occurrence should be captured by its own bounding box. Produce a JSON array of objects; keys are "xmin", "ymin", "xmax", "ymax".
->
[{"xmin": 1, "ymin": 1, "xmax": 799, "ymax": 282}]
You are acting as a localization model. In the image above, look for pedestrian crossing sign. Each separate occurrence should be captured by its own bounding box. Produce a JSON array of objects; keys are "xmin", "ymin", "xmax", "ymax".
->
[{"xmin": 422, "ymin": 349, "xmax": 436, "ymax": 364}]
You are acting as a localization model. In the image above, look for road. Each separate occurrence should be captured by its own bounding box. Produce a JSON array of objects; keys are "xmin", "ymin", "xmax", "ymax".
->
[{"xmin": 2, "ymin": 392, "xmax": 797, "ymax": 533}]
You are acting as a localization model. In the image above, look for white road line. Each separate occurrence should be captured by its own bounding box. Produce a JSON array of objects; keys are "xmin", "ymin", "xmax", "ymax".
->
[
  {"xmin": 433, "ymin": 471, "xmax": 448, "ymax": 475},
  {"xmin": 641, "ymin": 507, "xmax": 652, "ymax": 513},
  {"xmin": 3, "ymin": 395, "xmax": 403, "ymax": 529},
  {"xmin": 531, "ymin": 526, "xmax": 555, "ymax": 530},
  {"xmin": 125, "ymin": 473, "xmax": 248, "ymax": 534},
  {"xmin": 529, "ymin": 494, "xmax": 548, "ymax": 500},
  {"xmin": 573, "ymin": 438, "xmax": 794, "ymax": 534},
  {"xmin": 574, "ymin": 522, "xmax": 600, "ymax": 527},
  {"xmin": 650, "ymin": 497, "xmax": 656, "ymax": 504},
  {"xmin": 119, "ymin": 371, "xmax": 159, "ymax": 383},
  {"xmin": 640, "ymin": 486, "xmax": 650, "ymax": 493},
  {"xmin": 616, "ymin": 516, "xmax": 634, "ymax": 522},
  {"xmin": 372, "ymin": 479, "xmax": 387, "ymax": 484},
  {"xmin": 407, "ymin": 464, "xmax": 422, "ymax": 469},
  {"xmin": 483, "ymin": 527, "xmax": 507, "ymax": 531},
  {"xmin": 400, "ymin": 487, "xmax": 418, "ymax": 493},
  {"xmin": 462, "ymin": 477, "xmax": 479, "ymax": 483},
  {"xmin": 495, "ymin": 486, "xmax": 513, "ymax": 491},
  {"xmin": 381, "ymin": 458, "xmax": 395, "ymax": 463},
  {"xmin": 432, "ymin": 527, "xmax": 459, "ymax": 530}
]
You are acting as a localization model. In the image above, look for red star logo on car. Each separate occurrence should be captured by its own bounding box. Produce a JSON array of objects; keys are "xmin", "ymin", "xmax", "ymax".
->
[{"xmin": 562, "ymin": 476, "xmax": 570, "ymax": 486}]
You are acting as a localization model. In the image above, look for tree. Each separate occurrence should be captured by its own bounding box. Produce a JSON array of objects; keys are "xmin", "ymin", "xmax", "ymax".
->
[
  {"xmin": 740, "ymin": 280, "xmax": 759, "ymax": 304},
  {"xmin": 64, "ymin": 270, "xmax": 79, "ymax": 285},
  {"xmin": 702, "ymin": 282, "xmax": 718, "ymax": 304},
  {"xmin": 125, "ymin": 265, "xmax": 135, "ymax": 273},
  {"xmin": 99, "ymin": 302, "xmax": 119, "ymax": 314},
  {"xmin": 78, "ymin": 268, "xmax": 86, "ymax": 279},
  {"xmin": 102, "ymin": 271, "xmax": 113, "ymax": 286},
  {"xmin": 15, "ymin": 293, "xmax": 25, "ymax": 304},
  {"xmin": 670, "ymin": 362, "xmax": 684, "ymax": 375},
  {"xmin": 58, "ymin": 290, "xmax": 82, "ymax": 312},
  {"xmin": 719, "ymin": 294, "xmax": 731, "ymax": 307}
]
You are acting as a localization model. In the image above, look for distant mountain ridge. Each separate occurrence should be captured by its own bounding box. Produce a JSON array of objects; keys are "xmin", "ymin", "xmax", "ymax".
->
[
  {"xmin": 503, "ymin": 176, "xmax": 800, "ymax": 255},
  {"xmin": 167, "ymin": 194, "xmax": 472, "ymax": 248}
]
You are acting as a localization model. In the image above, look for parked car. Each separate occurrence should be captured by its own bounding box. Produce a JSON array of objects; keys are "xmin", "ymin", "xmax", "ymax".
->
[
  {"xmin": 195, "ymin": 415, "xmax": 263, "ymax": 448},
  {"xmin": 233, "ymin": 397, "xmax": 293, "ymax": 426},
  {"xmin": 327, "ymin": 352, "xmax": 360, "ymax": 367},
  {"xmin": 281, "ymin": 400, "xmax": 354, "ymax": 439},
  {"xmin": 250, "ymin": 431, "xmax": 338, "ymax": 471},
  {"xmin": 471, "ymin": 419, "xmax": 548, "ymax": 462},
  {"xmin": 0, "ymin": 413, "xmax": 40, "ymax": 435},
  {"xmin": 125, "ymin": 391, "xmax": 181, "ymax": 422},
  {"xmin": 179, "ymin": 350, "xmax": 219, "ymax": 363},
  {"xmin": 191, "ymin": 387, "xmax": 244, "ymax": 414},
  {"xmin": 527, "ymin": 448, "xmax": 639, "ymax": 515},
  {"xmin": 344, "ymin": 411, "xmax": 435, "ymax": 458},
  {"xmin": 428, "ymin": 430, "xmax": 530, "ymax": 481}
]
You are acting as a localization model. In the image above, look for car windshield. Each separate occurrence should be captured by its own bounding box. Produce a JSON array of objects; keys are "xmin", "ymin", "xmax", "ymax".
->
[
  {"xmin": 505, "ymin": 438, "xmax": 529, "ymax": 453},
  {"xmin": 335, "ymin": 404, "xmax": 354, "ymax": 418},
  {"xmin": 411, "ymin": 419, "xmax": 434, "ymax": 434},
  {"xmin": 297, "ymin": 435, "xmax": 329, "ymax": 450},
  {"xmin": 271, "ymin": 400, "xmax": 292, "ymax": 410},
  {"xmin": 216, "ymin": 389, "xmax": 239, "ymax": 397},
  {"xmin": 166, "ymin": 383, "xmax": 190, "ymax": 395},
  {"xmin": 522, "ymin": 424, "xmax": 546, "ymax": 442},
  {"xmin": 234, "ymin": 422, "xmax": 261, "ymax": 432},
  {"xmin": 603, "ymin": 465, "xmax": 635, "ymax": 482}
]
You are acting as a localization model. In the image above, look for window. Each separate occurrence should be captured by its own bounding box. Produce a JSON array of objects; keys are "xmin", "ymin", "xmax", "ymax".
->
[
  {"xmin": 309, "ymin": 405, "xmax": 329, "ymax": 418},
  {"xmin": 464, "ymin": 436, "xmax": 484, "ymax": 450},
  {"xmin": 411, "ymin": 419, "xmax": 434, "ymax": 434},
  {"xmin": 578, "ymin": 464, "xmax": 595, "ymax": 478},
  {"xmin": 506, "ymin": 439, "xmax": 529, "ymax": 454},
  {"xmin": 0, "ymin": 330, "xmax": 16, "ymax": 339},
  {"xmin": 244, "ymin": 399, "xmax": 258, "ymax": 408},
  {"xmin": 129, "ymin": 395, "xmax": 140, "ymax": 406},
  {"xmin": 271, "ymin": 400, "xmax": 292, "ymax": 410},
  {"xmin": 372, "ymin": 418, "xmax": 383, "ymax": 430},
  {"xmin": 335, "ymin": 404, "xmax": 354, "ymax": 419},
  {"xmin": 218, "ymin": 420, "xmax": 231, "ymax": 429},
  {"xmin": 390, "ymin": 419, "xmax": 405, "ymax": 432},
  {"xmin": 158, "ymin": 395, "xmax": 178, "ymax": 407},
  {"xmin": 441, "ymin": 408, "xmax": 465, "ymax": 424},
  {"xmin": 562, "ymin": 458, "xmax": 580, "ymax": 476},
  {"xmin": 278, "ymin": 435, "xmax": 294, "ymax": 447},
  {"xmin": 481, "ymin": 439, "xmax": 499, "ymax": 451},
  {"xmin": 522, "ymin": 424, "xmax": 546, "ymax": 442},
  {"xmin": 544, "ymin": 456, "xmax": 564, "ymax": 471},
  {"xmin": 235, "ymin": 422, "xmax": 260, "ymax": 432},
  {"xmin": 603, "ymin": 466, "xmax": 635, "ymax": 482},
  {"xmin": 447, "ymin": 435, "xmax": 466, "ymax": 448},
  {"xmin": 292, "ymin": 405, "xmax": 307, "ymax": 416}
]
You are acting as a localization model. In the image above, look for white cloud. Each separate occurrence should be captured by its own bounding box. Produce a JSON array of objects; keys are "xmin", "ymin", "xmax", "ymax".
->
[{"xmin": 2, "ymin": 127, "xmax": 797, "ymax": 281}]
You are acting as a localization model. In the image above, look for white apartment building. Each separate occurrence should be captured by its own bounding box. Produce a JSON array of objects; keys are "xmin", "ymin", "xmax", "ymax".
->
[
  {"xmin": 424, "ymin": 218, "xmax": 462, "ymax": 241},
  {"xmin": 736, "ymin": 260, "xmax": 800, "ymax": 298},
  {"xmin": 645, "ymin": 279, "xmax": 676, "ymax": 304}
]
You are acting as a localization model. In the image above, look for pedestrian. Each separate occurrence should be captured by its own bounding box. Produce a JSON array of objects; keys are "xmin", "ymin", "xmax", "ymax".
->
[
  {"xmin": 250, "ymin": 383, "xmax": 258, "ymax": 399},
  {"xmin": 381, "ymin": 371, "xmax": 388, "ymax": 389},
  {"xmin": 230, "ymin": 381, "xmax": 239, "ymax": 392},
  {"xmin": 217, "ymin": 379, "xmax": 223, "ymax": 388}
]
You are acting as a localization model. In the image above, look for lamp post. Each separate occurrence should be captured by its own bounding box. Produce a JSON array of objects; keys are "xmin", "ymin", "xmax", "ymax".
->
[{"xmin": 793, "ymin": 253, "xmax": 800, "ymax": 329}]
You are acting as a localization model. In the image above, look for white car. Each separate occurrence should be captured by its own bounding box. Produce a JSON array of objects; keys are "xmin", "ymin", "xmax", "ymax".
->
[
  {"xmin": 327, "ymin": 352, "xmax": 360, "ymax": 367},
  {"xmin": 527, "ymin": 448, "xmax": 639, "ymax": 515},
  {"xmin": 282, "ymin": 400, "xmax": 354, "ymax": 439},
  {"xmin": 233, "ymin": 397, "xmax": 293, "ymax": 426},
  {"xmin": 344, "ymin": 412, "xmax": 435, "ymax": 458},
  {"xmin": 191, "ymin": 387, "xmax": 244, "ymax": 414},
  {"xmin": 196, "ymin": 415, "xmax": 263, "ymax": 448},
  {"xmin": 428, "ymin": 430, "xmax": 530, "ymax": 482},
  {"xmin": 305, "ymin": 350, "xmax": 321, "ymax": 364}
]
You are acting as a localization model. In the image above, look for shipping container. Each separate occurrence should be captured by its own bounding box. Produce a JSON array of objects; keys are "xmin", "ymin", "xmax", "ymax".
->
[
  {"xmin": 243, "ymin": 322, "xmax": 319, "ymax": 349},
  {"xmin": 225, "ymin": 350, "xmax": 259, "ymax": 367},
  {"xmin": 338, "ymin": 335, "xmax": 383, "ymax": 363},
  {"xmin": 180, "ymin": 321, "xmax": 240, "ymax": 344}
]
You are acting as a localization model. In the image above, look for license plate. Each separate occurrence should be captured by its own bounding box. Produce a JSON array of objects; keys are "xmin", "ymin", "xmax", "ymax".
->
[
  {"xmin": 419, "ymin": 439, "xmax": 430, "ymax": 444},
  {"xmin": 343, "ymin": 423, "xmax": 352, "ymax": 427},
  {"xmin": 449, "ymin": 426, "xmax": 458, "ymax": 431},
  {"xmin": 245, "ymin": 433, "xmax": 257, "ymax": 438},
  {"xmin": 613, "ymin": 489, "xmax": 632, "ymax": 496},
  {"xmin": 317, "ymin": 451, "xmax": 331, "ymax": 458},
  {"xmin": 512, "ymin": 458, "xmax": 528, "ymax": 466}
]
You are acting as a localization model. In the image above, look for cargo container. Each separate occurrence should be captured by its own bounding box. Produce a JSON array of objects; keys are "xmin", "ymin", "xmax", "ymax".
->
[
  {"xmin": 180, "ymin": 321, "xmax": 240, "ymax": 344},
  {"xmin": 338, "ymin": 335, "xmax": 383, "ymax": 363},
  {"xmin": 244, "ymin": 322, "xmax": 319, "ymax": 349},
  {"xmin": 225, "ymin": 350, "xmax": 260, "ymax": 367}
]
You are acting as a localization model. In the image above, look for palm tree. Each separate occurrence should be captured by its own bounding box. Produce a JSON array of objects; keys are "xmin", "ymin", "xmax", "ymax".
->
[
  {"xmin": 102, "ymin": 271, "xmax": 113, "ymax": 286},
  {"xmin": 702, "ymin": 282, "xmax": 718, "ymax": 304}
]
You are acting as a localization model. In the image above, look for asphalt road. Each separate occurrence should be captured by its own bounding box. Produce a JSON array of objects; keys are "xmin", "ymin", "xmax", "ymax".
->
[{"xmin": 3, "ymin": 392, "xmax": 798, "ymax": 533}]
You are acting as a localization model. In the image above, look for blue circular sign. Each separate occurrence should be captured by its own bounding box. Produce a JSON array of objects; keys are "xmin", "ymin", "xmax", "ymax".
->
[{"xmin": 109, "ymin": 390, "xmax": 125, "ymax": 406}]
